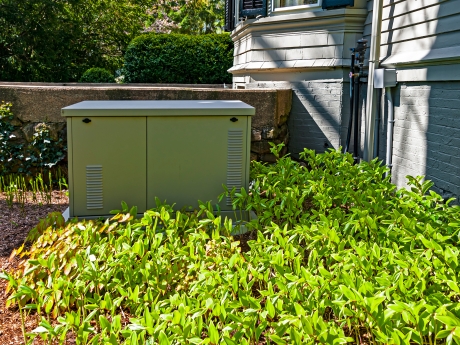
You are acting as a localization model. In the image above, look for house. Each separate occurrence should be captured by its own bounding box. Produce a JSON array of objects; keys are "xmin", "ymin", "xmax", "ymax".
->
[{"xmin": 225, "ymin": 0, "xmax": 460, "ymax": 203}]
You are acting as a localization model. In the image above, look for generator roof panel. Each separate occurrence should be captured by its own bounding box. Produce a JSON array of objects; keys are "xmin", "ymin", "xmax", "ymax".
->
[{"xmin": 62, "ymin": 100, "xmax": 255, "ymax": 116}]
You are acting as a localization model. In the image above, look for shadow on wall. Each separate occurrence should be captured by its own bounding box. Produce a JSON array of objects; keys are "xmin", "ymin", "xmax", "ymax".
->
[
  {"xmin": 288, "ymin": 87, "xmax": 336, "ymax": 157},
  {"xmin": 380, "ymin": 0, "xmax": 460, "ymax": 203}
]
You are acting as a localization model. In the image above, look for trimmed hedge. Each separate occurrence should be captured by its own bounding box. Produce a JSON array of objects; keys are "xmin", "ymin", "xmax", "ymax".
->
[
  {"xmin": 123, "ymin": 33, "xmax": 233, "ymax": 84},
  {"xmin": 79, "ymin": 68, "xmax": 115, "ymax": 83}
]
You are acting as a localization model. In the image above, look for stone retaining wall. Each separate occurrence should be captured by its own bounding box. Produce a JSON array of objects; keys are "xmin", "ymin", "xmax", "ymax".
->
[{"xmin": 0, "ymin": 83, "xmax": 292, "ymax": 166}]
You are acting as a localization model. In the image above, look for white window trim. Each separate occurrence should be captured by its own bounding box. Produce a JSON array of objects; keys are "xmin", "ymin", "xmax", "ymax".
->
[{"xmin": 272, "ymin": 0, "xmax": 322, "ymax": 14}]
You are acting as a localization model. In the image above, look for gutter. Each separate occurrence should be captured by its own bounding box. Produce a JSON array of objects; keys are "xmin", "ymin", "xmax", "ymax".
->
[{"xmin": 363, "ymin": 0, "xmax": 383, "ymax": 161}]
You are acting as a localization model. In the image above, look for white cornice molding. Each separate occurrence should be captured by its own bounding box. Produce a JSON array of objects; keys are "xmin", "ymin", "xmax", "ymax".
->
[
  {"xmin": 231, "ymin": 8, "xmax": 368, "ymax": 42},
  {"xmin": 228, "ymin": 58, "xmax": 352, "ymax": 74}
]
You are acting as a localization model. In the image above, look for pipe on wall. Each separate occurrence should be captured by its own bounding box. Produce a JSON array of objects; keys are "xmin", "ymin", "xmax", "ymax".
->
[
  {"xmin": 344, "ymin": 52, "xmax": 355, "ymax": 154},
  {"xmin": 363, "ymin": 0, "xmax": 383, "ymax": 161},
  {"xmin": 373, "ymin": 88, "xmax": 382, "ymax": 158},
  {"xmin": 385, "ymin": 87, "xmax": 394, "ymax": 177}
]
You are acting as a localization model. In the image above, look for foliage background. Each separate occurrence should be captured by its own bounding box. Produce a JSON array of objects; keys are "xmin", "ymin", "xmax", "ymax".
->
[
  {"xmin": 124, "ymin": 33, "xmax": 233, "ymax": 84},
  {"xmin": 0, "ymin": 0, "xmax": 226, "ymax": 82}
]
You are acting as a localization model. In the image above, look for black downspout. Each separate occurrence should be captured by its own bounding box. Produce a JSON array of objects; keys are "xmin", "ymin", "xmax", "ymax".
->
[
  {"xmin": 352, "ymin": 73, "xmax": 360, "ymax": 164},
  {"xmin": 373, "ymin": 88, "xmax": 382, "ymax": 158},
  {"xmin": 344, "ymin": 51, "xmax": 355, "ymax": 154}
]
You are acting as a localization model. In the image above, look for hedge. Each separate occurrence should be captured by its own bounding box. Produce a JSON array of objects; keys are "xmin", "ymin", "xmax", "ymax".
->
[
  {"xmin": 79, "ymin": 68, "xmax": 115, "ymax": 83},
  {"xmin": 123, "ymin": 33, "xmax": 234, "ymax": 84}
]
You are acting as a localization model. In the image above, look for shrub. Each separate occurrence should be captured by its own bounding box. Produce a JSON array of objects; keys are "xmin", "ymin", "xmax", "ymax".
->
[
  {"xmin": 123, "ymin": 33, "xmax": 233, "ymax": 84},
  {"xmin": 3, "ymin": 147, "xmax": 460, "ymax": 344},
  {"xmin": 79, "ymin": 68, "xmax": 115, "ymax": 83}
]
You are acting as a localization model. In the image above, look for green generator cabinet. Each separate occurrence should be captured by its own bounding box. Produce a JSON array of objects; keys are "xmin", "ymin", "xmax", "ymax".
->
[{"xmin": 62, "ymin": 100, "xmax": 254, "ymax": 218}]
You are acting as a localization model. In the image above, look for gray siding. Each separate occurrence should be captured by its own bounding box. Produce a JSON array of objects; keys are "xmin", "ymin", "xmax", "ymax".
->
[{"xmin": 364, "ymin": 0, "xmax": 460, "ymax": 64}]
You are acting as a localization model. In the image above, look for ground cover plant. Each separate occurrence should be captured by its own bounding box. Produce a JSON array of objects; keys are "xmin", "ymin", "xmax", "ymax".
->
[
  {"xmin": 2, "ymin": 146, "xmax": 460, "ymax": 344},
  {"xmin": 0, "ymin": 101, "xmax": 67, "ymax": 176}
]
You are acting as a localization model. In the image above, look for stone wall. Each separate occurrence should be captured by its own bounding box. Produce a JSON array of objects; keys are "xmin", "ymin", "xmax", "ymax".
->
[{"xmin": 0, "ymin": 83, "xmax": 292, "ymax": 169}]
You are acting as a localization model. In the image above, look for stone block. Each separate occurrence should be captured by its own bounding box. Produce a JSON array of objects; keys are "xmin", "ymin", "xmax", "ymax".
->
[
  {"xmin": 262, "ymin": 127, "xmax": 274, "ymax": 140},
  {"xmin": 251, "ymin": 141, "xmax": 272, "ymax": 154},
  {"xmin": 274, "ymin": 123, "xmax": 288, "ymax": 140},
  {"xmin": 251, "ymin": 129, "xmax": 262, "ymax": 141},
  {"xmin": 22, "ymin": 123, "xmax": 36, "ymax": 142},
  {"xmin": 259, "ymin": 153, "xmax": 277, "ymax": 163}
]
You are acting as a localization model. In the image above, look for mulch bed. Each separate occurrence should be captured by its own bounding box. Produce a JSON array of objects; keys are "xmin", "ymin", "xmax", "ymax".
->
[{"xmin": 0, "ymin": 191, "xmax": 68, "ymax": 344}]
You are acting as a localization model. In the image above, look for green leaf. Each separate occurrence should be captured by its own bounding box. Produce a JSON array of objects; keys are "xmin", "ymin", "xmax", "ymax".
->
[
  {"xmin": 159, "ymin": 330, "xmax": 170, "ymax": 345},
  {"xmin": 436, "ymin": 315, "xmax": 460, "ymax": 327},
  {"xmin": 99, "ymin": 315, "xmax": 111, "ymax": 331},
  {"xmin": 269, "ymin": 334, "xmax": 287, "ymax": 344},
  {"xmin": 266, "ymin": 298, "xmax": 275, "ymax": 319},
  {"xmin": 208, "ymin": 321, "xmax": 219, "ymax": 344}
]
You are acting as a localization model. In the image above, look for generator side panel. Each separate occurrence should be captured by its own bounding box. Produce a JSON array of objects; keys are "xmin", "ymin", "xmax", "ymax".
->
[
  {"xmin": 70, "ymin": 116, "xmax": 147, "ymax": 217},
  {"xmin": 147, "ymin": 115, "xmax": 249, "ymax": 211}
]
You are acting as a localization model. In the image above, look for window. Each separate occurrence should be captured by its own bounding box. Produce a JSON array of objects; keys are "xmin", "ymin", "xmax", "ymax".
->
[
  {"xmin": 273, "ymin": 0, "xmax": 319, "ymax": 10},
  {"xmin": 239, "ymin": 0, "xmax": 267, "ymax": 18}
]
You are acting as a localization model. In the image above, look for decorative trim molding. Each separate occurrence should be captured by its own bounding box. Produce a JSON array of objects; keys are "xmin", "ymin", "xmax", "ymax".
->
[
  {"xmin": 231, "ymin": 8, "xmax": 367, "ymax": 41},
  {"xmin": 229, "ymin": 58, "xmax": 352, "ymax": 73}
]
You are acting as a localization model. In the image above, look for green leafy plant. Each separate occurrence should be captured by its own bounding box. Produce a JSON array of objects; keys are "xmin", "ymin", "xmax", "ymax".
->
[
  {"xmin": 2, "ymin": 149, "xmax": 460, "ymax": 344},
  {"xmin": 79, "ymin": 68, "xmax": 115, "ymax": 83},
  {"xmin": 0, "ymin": 171, "xmax": 68, "ymax": 208},
  {"xmin": 0, "ymin": 102, "xmax": 66, "ymax": 176},
  {"xmin": 124, "ymin": 33, "xmax": 233, "ymax": 84}
]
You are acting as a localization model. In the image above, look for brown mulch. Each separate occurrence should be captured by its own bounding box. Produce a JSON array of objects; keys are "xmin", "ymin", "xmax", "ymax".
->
[{"xmin": 0, "ymin": 191, "xmax": 68, "ymax": 345}]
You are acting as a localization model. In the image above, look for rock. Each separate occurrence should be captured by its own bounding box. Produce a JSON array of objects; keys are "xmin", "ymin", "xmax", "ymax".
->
[
  {"xmin": 250, "ymin": 152, "xmax": 258, "ymax": 161},
  {"xmin": 251, "ymin": 129, "xmax": 262, "ymax": 141},
  {"xmin": 251, "ymin": 141, "xmax": 272, "ymax": 154},
  {"xmin": 260, "ymin": 153, "xmax": 277, "ymax": 163},
  {"xmin": 262, "ymin": 127, "xmax": 274, "ymax": 140},
  {"xmin": 48, "ymin": 123, "xmax": 65, "ymax": 141},
  {"xmin": 9, "ymin": 117, "xmax": 23, "ymax": 126},
  {"xmin": 9, "ymin": 129, "xmax": 25, "ymax": 142},
  {"xmin": 22, "ymin": 123, "xmax": 35, "ymax": 142},
  {"xmin": 274, "ymin": 123, "xmax": 288, "ymax": 140}
]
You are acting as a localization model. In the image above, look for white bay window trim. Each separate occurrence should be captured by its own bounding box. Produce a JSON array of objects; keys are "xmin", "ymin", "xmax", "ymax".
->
[{"xmin": 272, "ymin": 0, "xmax": 322, "ymax": 13}]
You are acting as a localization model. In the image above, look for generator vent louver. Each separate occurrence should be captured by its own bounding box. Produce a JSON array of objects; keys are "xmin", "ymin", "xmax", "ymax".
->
[
  {"xmin": 227, "ymin": 129, "xmax": 244, "ymax": 206},
  {"xmin": 86, "ymin": 165, "xmax": 103, "ymax": 209}
]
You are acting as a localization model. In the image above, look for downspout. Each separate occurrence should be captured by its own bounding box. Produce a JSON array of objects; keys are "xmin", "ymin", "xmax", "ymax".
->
[
  {"xmin": 373, "ymin": 88, "xmax": 382, "ymax": 157},
  {"xmin": 363, "ymin": 0, "xmax": 383, "ymax": 161},
  {"xmin": 385, "ymin": 87, "xmax": 394, "ymax": 177},
  {"xmin": 344, "ymin": 51, "xmax": 355, "ymax": 154}
]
